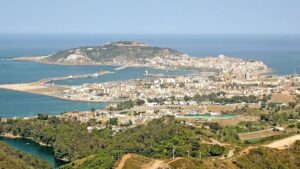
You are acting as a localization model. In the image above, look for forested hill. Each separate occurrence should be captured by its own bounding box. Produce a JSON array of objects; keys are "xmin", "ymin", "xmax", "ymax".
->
[
  {"xmin": 0, "ymin": 142, "xmax": 52, "ymax": 169},
  {"xmin": 42, "ymin": 41, "xmax": 184, "ymax": 65}
]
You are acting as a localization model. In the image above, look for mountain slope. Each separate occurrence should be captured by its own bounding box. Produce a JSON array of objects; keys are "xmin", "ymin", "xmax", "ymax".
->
[{"xmin": 42, "ymin": 41, "xmax": 184, "ymax": 65}]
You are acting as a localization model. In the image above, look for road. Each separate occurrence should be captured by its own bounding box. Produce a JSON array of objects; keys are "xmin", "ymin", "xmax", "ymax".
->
[
  {"xmin": 264, "ymin": 134, "xmax": 300, "ymax": 149},
  {"xmin": 115, "ymin": 154, "xmax": 132, "ymax": 169}
]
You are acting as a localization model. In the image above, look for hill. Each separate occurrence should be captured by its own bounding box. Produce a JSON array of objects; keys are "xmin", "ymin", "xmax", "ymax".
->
[
  {"xmin": 0, "ymin": 141, "xmax": 52, "ymax": 169},
  {"xmin": 40, "ymin": 41, "xmax": 184, "ymax": 65},
  {"xmin": 114, "ymin": 140, "xmax": 300, "ymax": 169}
]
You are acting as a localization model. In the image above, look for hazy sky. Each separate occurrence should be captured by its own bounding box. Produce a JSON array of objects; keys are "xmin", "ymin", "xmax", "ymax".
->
[{"xmin": 1, "ymin": 0, "xmax": 299, "ymax": 34}]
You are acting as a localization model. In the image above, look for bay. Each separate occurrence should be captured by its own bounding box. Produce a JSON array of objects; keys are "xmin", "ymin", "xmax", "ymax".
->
[
  {"xmin": 0, "ymin": 89, "xmax": 105, "ymax": 118},
  {"xmin": 0, "ymin": 137, "xmax": 66, "ymax": 168}
]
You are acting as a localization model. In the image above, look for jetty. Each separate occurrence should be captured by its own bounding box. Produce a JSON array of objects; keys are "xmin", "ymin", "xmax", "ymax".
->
[
  {"xmin": 115, "ymin": 65, "xmax": 130, "ymax": 71},
  {"xmin": 38, "ymin": 71, "xmax": 113, "ymax": 84}
]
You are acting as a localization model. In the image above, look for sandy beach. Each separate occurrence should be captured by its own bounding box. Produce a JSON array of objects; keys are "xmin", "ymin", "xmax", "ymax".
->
[
  {"xmin": 0, "ymin": 83, "xmax": 48, "ymax": 91},
  {"xmin": 0, "ymin": 133, "xmax": 21, "ymax": 139},
  {"xmin": 0, "ymin": 83, "xmax": 122, "ymax": 103}
]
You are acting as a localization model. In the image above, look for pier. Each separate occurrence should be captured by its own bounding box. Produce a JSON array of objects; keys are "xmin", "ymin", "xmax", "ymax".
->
[{"xmin": 38, "ymin": 71, "xmax": 113, "ymax": 84}]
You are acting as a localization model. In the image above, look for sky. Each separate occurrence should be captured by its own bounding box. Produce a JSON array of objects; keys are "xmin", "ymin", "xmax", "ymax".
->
[{"xmin": 0, "ymin": 0, "xmax": 300, "ymax": 35}]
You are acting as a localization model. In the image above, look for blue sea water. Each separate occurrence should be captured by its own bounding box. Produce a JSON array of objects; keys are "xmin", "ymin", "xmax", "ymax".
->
[
  {"xmin": 0, "ymin": 89, "xmax": 105, "ymax": 118},
  {"xmin": 0, "ymin": 60, "xmax": 115, "ymax": 84},
  {"xmin": 54, "ymin": 67, "xmax": 194, "ymax": 85}
]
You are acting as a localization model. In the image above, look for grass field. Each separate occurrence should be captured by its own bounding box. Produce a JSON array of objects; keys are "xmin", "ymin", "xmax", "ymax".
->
[{"xmin": 122, "ymin": 154, "xmax": 153, "ymax": 169}]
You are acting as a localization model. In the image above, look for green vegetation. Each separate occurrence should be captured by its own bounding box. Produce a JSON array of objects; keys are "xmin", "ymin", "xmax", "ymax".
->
[
  {"xmin": 45, "ymin": 41, "xmax": 182, "ymax": 63},
  {"xmin": 0, "ymin": 141, "xmax": 51, "ymax": 169},
  {"xmin": 147, "ymin": 93, "xmax": 261, "ymax": 105},
  {"xmin": 2, "ymin": 113, "xmax": 299, "ymax": 169},
  {"xmin": 37, "ymin": 113, "xmax": 49, "ymax": 120},
  {"xmin": 106, "ymin": 117, "xmax": 225, "ymax": 159},
  {"xmin": 108, "ymin": 117, "xmax": 118, "ymax": 125},
  {"xmin": 0, "ymin": 116, "xmax": 226, "ymax": 169},
  {"xmin": 235, "ymin": 141, "xmax": 300, "ymax": 169},
  {"xmin": 60, "ymin": 151, "xmax": 114, "ymax": 169},
  {"xmin": 200, "ymin": 141, "xmax": 300, "ymax": 169},
  {"xmin": 260, "ymin": 108, "xmax": 300, "ymax": 125},
  {"xmin": 116, "ymin": 100, "xmax": 135, "ymax": 110},
  {"xmin": 193, "ymin": 93, "xmax": 260, "ymax": 104},
  {"xmin": 0, "ymin": 117, "xmax": 113, "ymax": 161},
  {"xmin": 108, "ymin": 100, "xmax": 136, "ymax": 111}
]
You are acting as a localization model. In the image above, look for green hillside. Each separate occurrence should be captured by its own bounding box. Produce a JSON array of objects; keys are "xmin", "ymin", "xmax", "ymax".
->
[
  {"xmin": 0, "ymin": 141, "xmax": 51, "ymax": 169},
  {"xmin": 44, "ymin": 41, "xmax": 183, "ymax": 64}
]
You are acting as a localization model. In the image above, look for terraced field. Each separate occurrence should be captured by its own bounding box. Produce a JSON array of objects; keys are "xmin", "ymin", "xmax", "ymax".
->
[{"xmin": 238, "ymin": 130, "xmax": 281, "ymax": 141}]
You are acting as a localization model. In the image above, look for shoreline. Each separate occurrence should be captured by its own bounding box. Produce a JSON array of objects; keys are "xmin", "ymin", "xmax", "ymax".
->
[
  {"xmin": 0, "ymin": 133, "xmax": 51, "ymax": 147},
  {"xmin": 0, "ymin": 133, "xmax": 70, "ymax": 162},
  {"xmin": 0, "ymin": 80, "xmax": 124, "ymax": 103},
  {"xmin": 0, "ymin": 133, "xmax": 21, "ymax": 139},
  {"xmin": 13, "ymin": 57, "xmax": 178, "ymax": 71},
  {"xmin": 12, "ymin": 56, "xmax": 225, "ymax": 72}
]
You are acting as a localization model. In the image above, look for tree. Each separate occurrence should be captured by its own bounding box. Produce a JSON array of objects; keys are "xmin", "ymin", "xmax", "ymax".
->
[
  {"xmin": 204, "ymin": 122, "xmax": 221, "ymax": 131},
  {"xmin": 109, "ymin": 118, "xmax": 118, "ymax": 125},
  {"xmin": 37, "ymin": 113, "xmax": 48, "ymax": 120},
  {"xmin": 209, "ymin": 145, "xmax": 225, "ymax": 156},
  {"xmin": 136, "ymin": 99, "xmax": 145, "ymax": 106},
  {"xmin": 117, "ymin": 100, "xmax": 134, "ymax": 110},
  {"xmin": 87, "ymin": 118, "xmax": 97, "ymax": 126},
  {"xmin": 184, "ymin": 95, "xmax": 192, "ymax": 102},
  {"xmin": 170, "ymin": 95, "xmax": 176, "ymax": 101},
  {"xmin": 297, "ymin": 123, "xmax": 300, "ymax": 129}
]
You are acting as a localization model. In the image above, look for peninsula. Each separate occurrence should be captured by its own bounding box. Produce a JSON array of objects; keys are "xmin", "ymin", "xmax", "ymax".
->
[{"xmin": 14, "ymin": 41, "xmax": 269, "ymax": 75}]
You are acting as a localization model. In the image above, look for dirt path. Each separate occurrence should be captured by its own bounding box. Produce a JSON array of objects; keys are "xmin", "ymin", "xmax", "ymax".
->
[
  {"xmin": 115, "ymin": 154, "xmax": 132, "ymax": 169},
  {"xmin": 142, "ymin": 160, "xmax": 165, "ymax": 169},
  {"xmin": 225, "ymin": 134, "xmax": 300, "ymax": 162},
  {"xmin": 166, "ymin": 157, "xmax": 183, "ymax": 165},
  {"xmin": 264, "ymin": 134, "xmax": 300, "ymax": 149},
  {"xmin": 201, "ymin": 138, "xmax": 231, "ymax": 147},
  {"xmin": 226, "ymin": 149, "xmax": 235, "ymax": 158},
  {"xmin": 210, "ymin": 138, "xmax": 231, "ymax": 146}
]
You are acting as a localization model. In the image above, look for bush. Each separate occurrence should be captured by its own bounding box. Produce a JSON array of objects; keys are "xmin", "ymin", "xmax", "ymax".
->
[{"xmin": 37, "ymin": 113, "xmax": 48, "ymax": 120}]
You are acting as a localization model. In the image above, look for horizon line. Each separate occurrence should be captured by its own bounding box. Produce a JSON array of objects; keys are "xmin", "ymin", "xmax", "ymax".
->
[{"xmin": 1, "ymin": 32, "xmax": 300, "ymax": 36}]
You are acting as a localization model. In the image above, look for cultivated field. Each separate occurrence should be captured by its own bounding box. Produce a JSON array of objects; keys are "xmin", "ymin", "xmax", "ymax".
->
[{"xmin": 238, "ymin": 130, "xmax": 281, "ymax": 141}]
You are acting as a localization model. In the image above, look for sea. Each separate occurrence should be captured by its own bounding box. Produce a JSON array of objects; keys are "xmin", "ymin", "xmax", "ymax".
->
[{"xmin": 0, "ymin": 34, "xmax": 300, "ymax": 168}]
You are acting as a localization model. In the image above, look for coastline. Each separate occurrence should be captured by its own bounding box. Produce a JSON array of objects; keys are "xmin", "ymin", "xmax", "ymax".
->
[
  {"xmin": 0, "ymin": 132, "xmax": 51, "ymax": 147},
  {"xmin": 0, "ymin": 133, "xmax": 21, "ymax": 139},
  {"xmin": 0, "ymin": 86, "xmax": 123, "ymax": 103},
  {"xmin": 12, "ymin": 56, "xmax": 212, "ymax": 72},
  {"xmin": 0, "ymin": 133, "xmax": 70, "ymax": 162}
]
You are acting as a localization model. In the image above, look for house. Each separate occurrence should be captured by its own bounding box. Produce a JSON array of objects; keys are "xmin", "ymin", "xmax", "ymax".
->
[
  {"xmin": 164, "ymin": 101, "xmax": 172, "ymax": 105},
  {"xmin": 273, "ymin": 126, "xmax": 285, "ymax": 131},
  {"xmin": 87, "ymin": 126, "xmax": 94, "ymax": 133},
  {"xmin": 188, "ymin": 100, "xmax": 198, "ymax": 105},
  {"xmin": 146, "ymin": 102, "xmax": 158, "ymax": 107},
  {"xmin": 209, "ymin": 112, "xmax": 222, "ymax": 116},
  {"xmin": 179, "ymin": 101, "xmax": 187, "ymax": 105}
]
